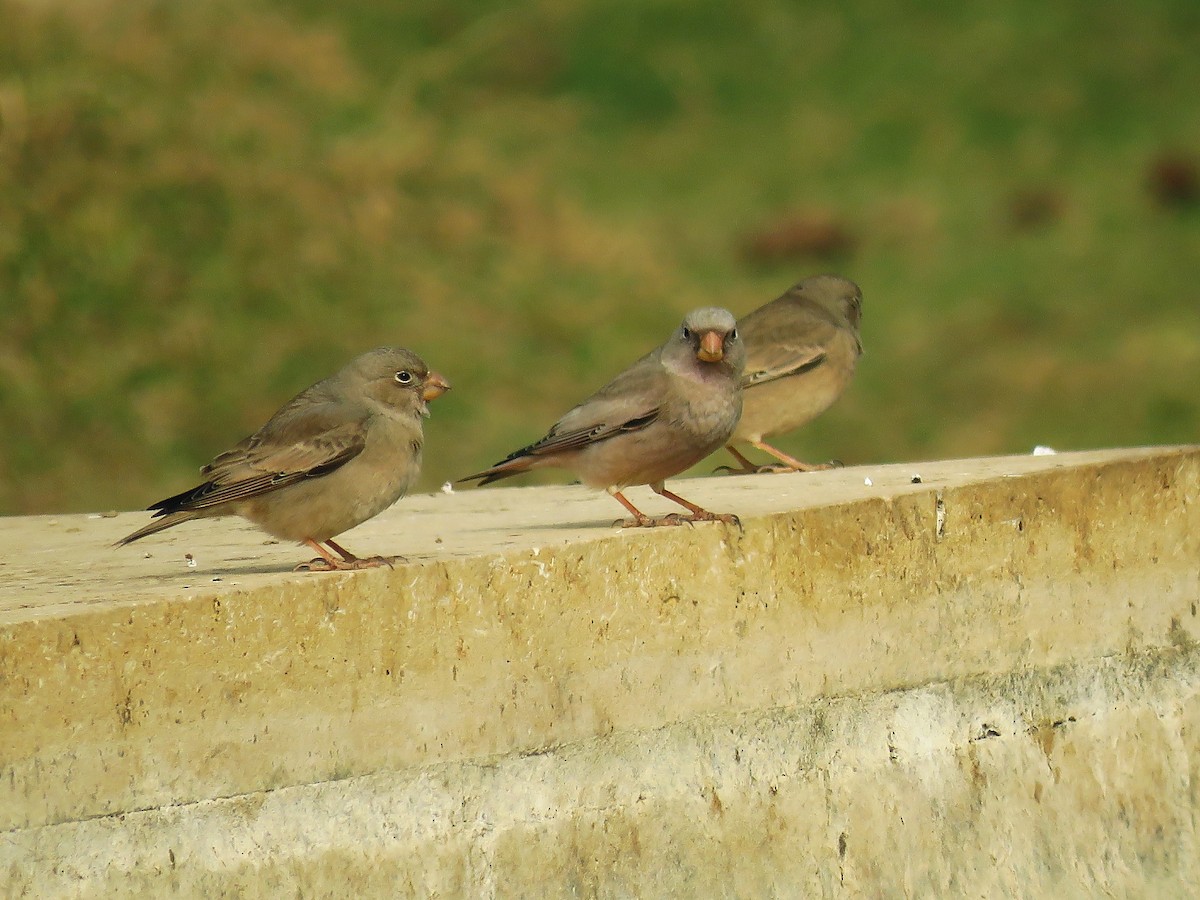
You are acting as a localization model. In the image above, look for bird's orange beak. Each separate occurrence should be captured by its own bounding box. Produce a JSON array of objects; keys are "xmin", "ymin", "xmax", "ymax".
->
[
  {"xmin": 423, "ymin": 372, "xmax": 451, "ymax": 401},
  {"xmin": 696, "ymin": 330, "xmax": 725, "ymax": 362}
]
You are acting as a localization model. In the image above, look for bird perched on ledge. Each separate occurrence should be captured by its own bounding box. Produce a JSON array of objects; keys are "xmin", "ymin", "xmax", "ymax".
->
[
  {"xmin": 119, "ymin": 347, "xmax": 450, "ymax": 571},
  {"xmin": 723, "ymin": 274, "xmax": 863, "ymax": 474},
  {"xmin": 461, "ymin": 307, "xmax": 745, "ymax": 527}
]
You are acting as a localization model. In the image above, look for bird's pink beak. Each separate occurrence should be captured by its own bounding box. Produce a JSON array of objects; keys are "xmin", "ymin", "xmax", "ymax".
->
[
  {"xmin": 423, "ymin": 372, "xmax": 451, "ymax": 401},
  {"xmin": 696, "ymin": 331, "xmax": 724, "ymax": 362}
]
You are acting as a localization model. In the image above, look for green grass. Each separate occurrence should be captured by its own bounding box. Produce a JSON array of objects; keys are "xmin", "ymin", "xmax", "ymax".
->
[{"xmin": 1, "ymin": 0, "xmax": 1198, "ymax": 514}]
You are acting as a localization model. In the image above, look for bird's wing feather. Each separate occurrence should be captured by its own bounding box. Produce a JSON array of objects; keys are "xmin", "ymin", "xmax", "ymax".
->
[
  {"xmin": 532, "ymin": 360, "xmax": 666, "ymax": 454},
  {"xmin": 739, "ymin": 299, "xmax": 846, "ymax": 388},
  {"xmin": 521, "ymin": 407, "xmax": 661, "ymax": 458},
  {"xmin": 461, "ymin": 356, "xmax": 666, "ymax": 483},
  {"xmin": 741, "ymin": 343, "xmax": 828, "ymax": 388},
  {"xmin": 151, "ymin": 404, "xmax": 369, "ymax": 515}
]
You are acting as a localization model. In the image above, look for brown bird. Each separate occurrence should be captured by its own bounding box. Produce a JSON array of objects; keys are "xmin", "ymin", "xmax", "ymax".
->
[
  {"xmin": 119, "ymin": 347, "xmax": 450, "ymax": 570},
  {"xmin": 461, "ymin": 308, "xmax": 745, "ymax": 527},
  {"xmin": 724, "ymin": 274, "xmax": 863, "ymax": 474}
]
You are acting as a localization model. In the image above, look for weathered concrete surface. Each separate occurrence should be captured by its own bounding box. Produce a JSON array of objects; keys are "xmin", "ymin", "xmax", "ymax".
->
[{"xmin": 1, "ymin": 446, "xmax": 1198, "ymax": 896}]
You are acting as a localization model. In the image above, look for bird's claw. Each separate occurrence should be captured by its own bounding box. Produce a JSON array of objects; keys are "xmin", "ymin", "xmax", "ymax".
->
[
  {"xmin": 692, "ymin": 512, "xmax": 742, "ymax": 529},
  {"xmin": 614, "ymin": 516, "xmax": 654, "ymax": 528},
  {"xmin": 294, "ymin": 555, "xmax": 398, "ymax": 572},
  {"xmin": 657, "ymin": 512, "xmax": 741, "ymax": 528},
  {"xmin": 347, "ymin": 555, "xmax": 398, "ymax": 569},
  {"xmin": 716, "ymin": 460, "xmax": 840, "ymax": 475},
  {"xmin": 615, "ymin": 514, "xmax": 688, "ymax": 528},
  {"xmin": 660, "ymin": 513, "xmax": 695, "ymax": 527},
  {"xmin": 752, "ymin": 460, "xmax": 841, "ymax": 474}
]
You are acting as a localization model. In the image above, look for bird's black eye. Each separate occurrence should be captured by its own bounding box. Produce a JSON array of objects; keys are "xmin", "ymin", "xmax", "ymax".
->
[
  {"xmin": 682, "ymin": 326, "xmax": 692, "ymax": 340},
  {"xmin": 394, "ymin": 370, "xmax": 413, "ymax": 385},
  {"xmin": 729, "ymin": 328, "xmax": 738, "ymax": 342}
]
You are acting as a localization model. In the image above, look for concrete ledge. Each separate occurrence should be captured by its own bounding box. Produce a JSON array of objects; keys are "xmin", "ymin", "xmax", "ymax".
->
[{"xmin": 2, "ymin": 446, "xmax": 1198, "ymax": 895}]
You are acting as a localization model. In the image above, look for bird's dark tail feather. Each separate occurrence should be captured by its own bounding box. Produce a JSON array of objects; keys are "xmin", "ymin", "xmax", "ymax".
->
[
  {"xmin": 115, "ymin": 510, "xmax": 199, "ymax": 547},
  {"xmin": 458, "ymin": 454, "xmax": 533, "ymax": 487}
]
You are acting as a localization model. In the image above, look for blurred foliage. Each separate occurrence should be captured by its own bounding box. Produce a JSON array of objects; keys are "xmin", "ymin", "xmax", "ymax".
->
[{"xmin": 1, "ymin": 0, "xmax": 1198, "ymax": 515}]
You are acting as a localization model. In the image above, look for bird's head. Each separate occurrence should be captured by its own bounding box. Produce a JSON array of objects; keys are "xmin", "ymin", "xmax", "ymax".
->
[
  {"xmin": 670, "ymin": 306, "xmax": 745, "ymax": 378},
  {"xmin": 351, "ymin": 347, "xmax": 450, "ymax": 418}
]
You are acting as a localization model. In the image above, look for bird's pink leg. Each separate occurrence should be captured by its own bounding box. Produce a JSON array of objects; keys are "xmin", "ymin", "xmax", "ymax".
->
[
  {"xmin": 652, "ymin": 484, "xmax": 740, "ymax": 527},
  {"xmin": 715, "ymin": 445, "xmax": 760, "ymax": 474},
  {"xmin": 607, "ymin": 488, "xmax": 662, "ymax": 528},
  {"xmin": 750, "ymin": 440, "xmax": 840, "ymax": 473},
  {"xmin": 296, "ymin": 538, "xmax": 343, "ymax": 571},
  {"xmin": 327, "ymin": 537, "xmax": 399, "ymax": 569},
  {"xmin": 296, "ymin": 538, "xmax": 395, "ymax": 571}
]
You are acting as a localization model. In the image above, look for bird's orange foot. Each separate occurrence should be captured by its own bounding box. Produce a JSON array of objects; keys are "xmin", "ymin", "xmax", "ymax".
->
[
  {"xmin": 613, "ymin": 514, "xmax": 660, "ymax": 528},
  {"xmin": 620, "ymin": 511, "xmax": 740, "ymax": 528},
  {"xmin": 752, "ymin": 459, "xmax": 842, "ymax": 474},
  {"xmin": 685, "ymin": 511, "xmax": 741, "ymax": 528},
  {"xmin": 713, "ymin": 463, "xmax": 757, "ymax": 476},
  {"xmin": 343, "ymin": 555, "xmax": 399, "ymax": 569},
  {"xmin": 294, "ymin": 555, "xmax": 398, "ymax": 572},
  {"xmin": 656, "ymin": 513, "xmax": 695, "ymax": 527}
]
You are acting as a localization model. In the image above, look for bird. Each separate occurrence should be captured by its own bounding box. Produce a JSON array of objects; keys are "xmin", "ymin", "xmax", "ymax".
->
[
  {"xmin": 460, "ymin": 307, "xmax": 745, "ymax": 527},
  {"xmin": 118, "ymin": 347, "xmax": 450, "ymax": 570},
  {"xmin": 722, "ymin": 274, "xmax": 862, "ymax": 474}
]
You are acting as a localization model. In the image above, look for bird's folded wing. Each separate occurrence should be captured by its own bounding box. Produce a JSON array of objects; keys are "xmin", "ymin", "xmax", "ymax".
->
[
  {"xmin": 524, "ymin": 361, "xmax": 670, "ymax": 456},
  {"xmin": 460, "ymin": 403, "xmax": 659, "ymax": 484},
  {"xmin": 742, "ymin": 343, "xmax": 828, "ymax": 388},
  {"xmin": 519, "ymin": 407, "xmax": 660, "ymax": 458},
  {"xmin": 459, "ymin": 355, "xmax": 668, "ymax": 486},
  {"xmin": 476, "ymin": 364, "xmax": 664, "ymax": 472},
  {"xmin": 152, "ymin": 411, "xmax": 368, "ymax": 514}
]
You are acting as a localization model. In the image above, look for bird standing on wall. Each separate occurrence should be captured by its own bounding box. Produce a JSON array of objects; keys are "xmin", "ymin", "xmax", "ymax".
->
[
  {"xmin": 723, "ymin": 274, "xmax": 863, "ymax": 473},
  {"xmin": 461, "ymin": 308, "xmax": 745, "ymax": 527},
  {"xmin": 119, "ymin": 347, "xmax": 450, "ymax": 570}
]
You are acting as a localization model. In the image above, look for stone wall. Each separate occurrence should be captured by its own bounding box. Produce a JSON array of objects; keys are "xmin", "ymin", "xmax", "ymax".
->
[{"xmin": 2, "ymin": 447, "xmax": 1198, "ymax": 896}]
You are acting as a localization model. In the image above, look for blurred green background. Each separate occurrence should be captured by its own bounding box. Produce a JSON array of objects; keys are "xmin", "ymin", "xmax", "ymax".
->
[{"xmin": 2, "ymin": 0, "xmax": 1198, "ymax": 516}]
